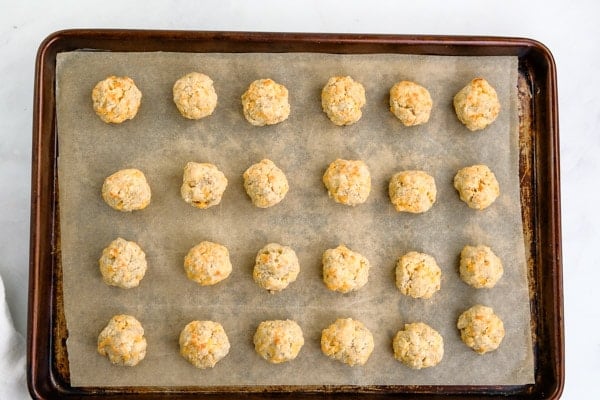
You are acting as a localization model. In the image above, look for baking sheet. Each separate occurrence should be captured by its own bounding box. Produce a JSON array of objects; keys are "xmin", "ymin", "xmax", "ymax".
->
[{"xmin": 56, "ymin": 51, "xmax": 533, "ymax": 387}]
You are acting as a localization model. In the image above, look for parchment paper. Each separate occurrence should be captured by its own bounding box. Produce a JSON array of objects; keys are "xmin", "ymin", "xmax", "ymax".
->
[{"xmin": 56, "ymin": 51, "xmax": 534, "ymax": 387}]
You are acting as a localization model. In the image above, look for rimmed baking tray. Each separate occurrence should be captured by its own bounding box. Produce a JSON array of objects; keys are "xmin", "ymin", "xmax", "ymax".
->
[{"xmin": 28, "ymin": 29, "xmax": 563, "ymax": 399}]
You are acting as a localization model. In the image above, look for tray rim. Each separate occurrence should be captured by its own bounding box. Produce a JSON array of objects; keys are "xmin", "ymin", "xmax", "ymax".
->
[{"xmin": 28, "ymin": 29, "xmax": 563, "ymax": 400}]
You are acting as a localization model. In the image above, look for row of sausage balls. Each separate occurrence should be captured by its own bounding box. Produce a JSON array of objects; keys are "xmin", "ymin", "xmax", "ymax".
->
[
  {"xmin": 101, "ymin": 159, "xmax": 501, "ymax": 213},
  {"xmin": 98, "ymin": 306, "xmax": 505, "ymax": 371},
  {"xmin": 92, "ymin": 72, "xmax": 500, "ymax": 131},
  {"xmin": 100, "ymin": 238, "xmax": 504, "ymax": 296}
]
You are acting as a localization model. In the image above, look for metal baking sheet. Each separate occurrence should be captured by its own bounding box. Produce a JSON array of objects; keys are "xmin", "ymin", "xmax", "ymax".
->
[{"xmin": 28, "ymin": 30, "xmax": 563, "ymax": 399}]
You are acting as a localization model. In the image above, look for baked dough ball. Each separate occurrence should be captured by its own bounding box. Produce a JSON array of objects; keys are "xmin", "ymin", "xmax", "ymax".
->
[
  {"xmin": 321, "ymin": 76, "xmax": 366, "ymax": 126},
  {"xmin": 393, "ymin": 322, "xmax": 444, "ymax": 369},
  {"xmin": 97, "ymin": 314, "xmax": 147, "ymax": 366},
  {"xmin": 172, "ymin": 72, "xmax": 217, "ymax": 119},
  {"xmin": 102, "ymin": 168, "xmax": 151, "ymax": 212},
  {"xmin": 179, "ymin": 320, "xmax": 230, "ymax": 368},
  {"xmin": 322, "ymin": 244, "xmax": 370, "ymax": 293},
  {"xmin": 453, "ymin": 78, "xmax": 501, "ymax": 131},
  {"xmin": 99, "ymin": 238, "xmax": 147, "ymax": 289},
  {"xmin": 241, "ymin": 78, "xmax": 290, "ymax": 126},
  {"xmin": 92, "ymin": 76, "xmax": 142, "ymax": 124},
  {"xmin": 389, "ymin": 170, "xmax": 437, "ymax": 213},
  {"xmin": 396, "ymin": 251, "xmax": 441, "ymax": 299},
  {"xmin": 243, "ymin": 159, "xmax": 289, "ymax": 208},
  {"xmin": 322, "ymin": 159, "xmax": 371, "ymax": 206},
  {"xmin": 453, "ymin": 164, "xmax": 500, "ymax": 210},
  {"xmin": 253, "ymin": 243, "xmax": 300, "ymax": 292},
  {"xmin": 321, "ymin": 318, "xmax": 374, "ymax": 366},
  {"xmin": 389, "ymin": 81, "xmax": 433, "ymax": 126},
  {"xmin": 457, "ymin": 305, "xmax": 505, "ymax": 354},
  {"xmin": 460, "ymin": 245, "xmax": 504, "ymax": 289},
  {"xmin": 253, "ymin": 320, "xmax": 304, "ymax": 364},
  {"xmin": 184, "ymin": 241, "xmax": 232, "ymax": 285},
  {"xmin": 180, "ymin": 162, "xmax": 228, "ymax": 209}
]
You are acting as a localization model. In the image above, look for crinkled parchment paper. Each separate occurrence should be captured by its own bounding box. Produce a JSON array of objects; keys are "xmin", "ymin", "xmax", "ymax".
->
[{"xmin": 56, "ymin": 51, "xmax": 533, "ymax": 386}]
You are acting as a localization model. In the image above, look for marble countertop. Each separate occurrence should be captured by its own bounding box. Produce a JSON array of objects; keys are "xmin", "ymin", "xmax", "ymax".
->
[{"xmin": 1, "ymin": 0, "xmax": 597, "ymax": 398}]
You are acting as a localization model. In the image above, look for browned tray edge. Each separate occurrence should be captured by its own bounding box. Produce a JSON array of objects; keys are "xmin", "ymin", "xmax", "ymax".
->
[{"xmin": 27, "ymin": 29, "xmax": 563, "ymax": 400}]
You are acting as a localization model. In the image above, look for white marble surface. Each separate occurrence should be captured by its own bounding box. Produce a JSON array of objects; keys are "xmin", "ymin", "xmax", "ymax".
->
[{"xmin": 0, "ymin": 0, "xmax": 597, "ymax": 398}]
